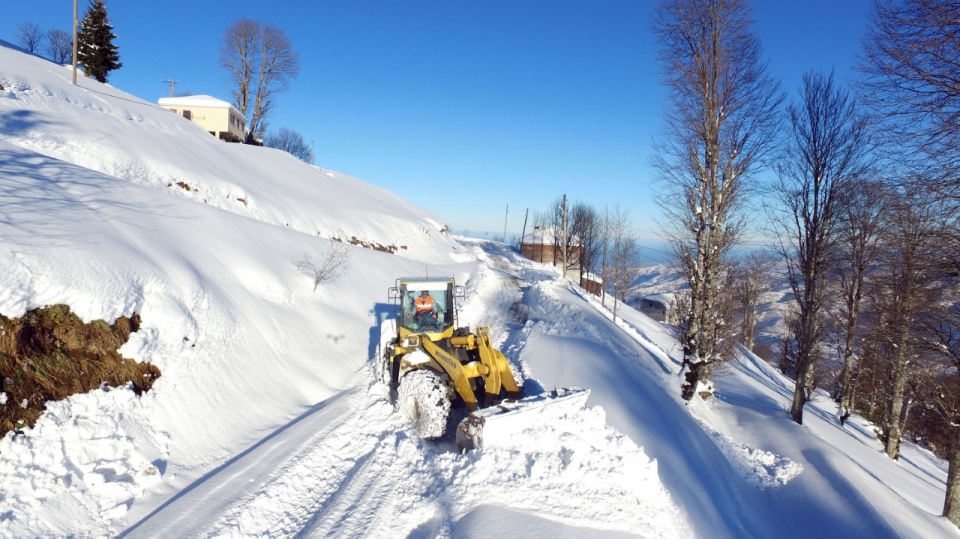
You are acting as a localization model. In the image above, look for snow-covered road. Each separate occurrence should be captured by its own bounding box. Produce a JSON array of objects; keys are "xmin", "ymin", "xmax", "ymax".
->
[{"xmin": 119, "ymin": 240, "xmax": 689, "ymax": 538}]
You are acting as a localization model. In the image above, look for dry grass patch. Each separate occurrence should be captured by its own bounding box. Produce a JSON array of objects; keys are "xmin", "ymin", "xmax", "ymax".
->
[{"xmin": 0, "ymin": 304, "xmax": 160, "ymax": 438}]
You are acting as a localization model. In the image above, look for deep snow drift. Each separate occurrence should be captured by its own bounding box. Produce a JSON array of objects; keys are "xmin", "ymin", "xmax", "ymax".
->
[{"xmin": 0, "ymin": 41, "xmax": 957, "ymax": 537}]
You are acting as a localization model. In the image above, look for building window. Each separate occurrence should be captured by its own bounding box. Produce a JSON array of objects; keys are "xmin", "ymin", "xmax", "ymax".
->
[{"xmin": 183, "ymin": 110, "xmax": 192, "ymax": 120}]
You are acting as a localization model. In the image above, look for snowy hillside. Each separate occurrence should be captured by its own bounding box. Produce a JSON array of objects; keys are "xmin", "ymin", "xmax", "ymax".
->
[
  {"xmin": 0, "ymin": 41, "xmax": 958, "ymax": 537},
  {"xmin": 0, "ymin": 43, "xmax": 452, "ymax": 258},
  {"xmin": 629, "ymin": 262, "xmax": 793, "ymax": 353}
]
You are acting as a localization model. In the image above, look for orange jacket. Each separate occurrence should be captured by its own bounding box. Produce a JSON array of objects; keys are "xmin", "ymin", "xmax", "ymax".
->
[{"xmin": 415, "ymin": 295, "xmax": 435, "ymax": 313}]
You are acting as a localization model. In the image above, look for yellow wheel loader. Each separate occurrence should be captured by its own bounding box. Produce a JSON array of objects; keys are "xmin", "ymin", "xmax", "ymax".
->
[{"xmin": 375, "ymin": 277, "xmax": 590, "ymax": 450}]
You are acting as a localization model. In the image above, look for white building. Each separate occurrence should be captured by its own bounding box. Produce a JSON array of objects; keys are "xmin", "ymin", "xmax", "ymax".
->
[{"xmin": 158, "ymin": 95, "xmax": 245, "ymax": 142}]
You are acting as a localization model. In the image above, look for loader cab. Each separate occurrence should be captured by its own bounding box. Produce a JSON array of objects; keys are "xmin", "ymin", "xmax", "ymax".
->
[{"xmin": 389, "ymin": 277, "xmax": 463, "ymax": 337}]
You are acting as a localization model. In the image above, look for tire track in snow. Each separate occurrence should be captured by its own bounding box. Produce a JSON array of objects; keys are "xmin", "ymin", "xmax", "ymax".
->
[
  {"xmin": 193, "ymin": 379, "xmax": 415, "ymax": 537},
  {"xmin": 129, "ymin": 370, "xmax": 453, "ymax": 538},
  {"xmin": 125, "ymin": 241, "xmax": 690, "ymax": 538},
  {"xmin": 122, "ymin": 380, "xmax": 390, "ymax": 537}
]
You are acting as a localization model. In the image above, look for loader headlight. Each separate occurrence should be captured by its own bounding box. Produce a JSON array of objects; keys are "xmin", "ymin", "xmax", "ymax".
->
[{"xmin": 402, "ymin": 335, "xmax": 421, "ymax": 349}]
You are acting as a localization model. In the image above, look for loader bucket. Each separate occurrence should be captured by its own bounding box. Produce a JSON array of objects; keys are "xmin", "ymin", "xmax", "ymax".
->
[{"xmin": 455, "ymin": 387, "xmax": 590, "ymax": 451}]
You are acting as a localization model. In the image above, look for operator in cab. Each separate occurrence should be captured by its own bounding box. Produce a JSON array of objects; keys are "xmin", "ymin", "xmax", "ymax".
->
[{"xmin": 414, "ymin": 290, "xmax": 439, "ymax": 328}]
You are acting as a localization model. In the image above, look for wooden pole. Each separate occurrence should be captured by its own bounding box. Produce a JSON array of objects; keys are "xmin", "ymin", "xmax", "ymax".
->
[
  {"xmin": 72, "ymin": 0, "xmax": 78, "ymax": 85},
  {"xmin": 502, "ymin": 204, "xmax": 509, "ymax": 243},
  {"xmin": 520, "ymin": 208, "xmax": 529, "ymax": 251},
  {"xmin": 561, "ymin": 194, "xmax": 568, "ymax": 278}
]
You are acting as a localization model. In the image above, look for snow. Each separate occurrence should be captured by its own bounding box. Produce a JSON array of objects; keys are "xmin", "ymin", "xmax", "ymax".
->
[
  {"xmin": 0, "ymin": 40, "xmax": 958, "ymax": 537},
  {"xmin": 157, "ymin": 94, "xmax": 235, "ymax": 109}
]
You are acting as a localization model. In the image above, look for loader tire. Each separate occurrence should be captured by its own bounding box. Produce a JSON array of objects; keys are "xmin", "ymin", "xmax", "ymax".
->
[
  {"xmin": 375, "ymin": 342, "xmax": 395, "ymax": 387},
  {"xmin": 398, "ymin": 369, "xmax": 451, "ymax": 440}
]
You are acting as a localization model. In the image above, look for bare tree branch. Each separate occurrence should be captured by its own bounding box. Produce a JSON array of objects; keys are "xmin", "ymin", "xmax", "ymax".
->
[
  {"xmin": 44, "ymin": 29, "xmax": 73, "ymax": 64},
  {"xmin": 220, "ymin": 19, "xmax": 300, "ymax": 144},
  {"xmin": 859, "ymin": 0, "xmax": 960, "ymax": 197},
  {"xmin": 265, "ymin": 127, "xmax": 313, "ymax": 163},
  {"xmin": 15, "ymin": 22, "xmax": 43, "ymax": 54},
  {"xmin": 832, "ymin": 177, "xmax": 887, "ymax": 420},
  {"xmin": 729, "ymin": 250, "xmax": 774, "ymax": 353},
  {"xmin": 772, "ymin": 70, "xmax": 874, "ymax": 424},
  {"xmin": 296, "ymin": 243, "xmax": 351, "ymax": 293}
]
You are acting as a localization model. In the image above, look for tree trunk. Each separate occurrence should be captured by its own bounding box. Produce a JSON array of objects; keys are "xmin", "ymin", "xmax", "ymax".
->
[
  {"xmin": 837, "ymin": 309, "xmax": 859, "ymax": 418},
  {"xmin": 945, "ymin": 427, "xmax": 960, "ymax": 526},
  {"xmin": 742, "ymin": 304, "xmax": 756, "ymax": 352},
  {"xmin": 789, "ymin": 355, "xmax": 815, "ymax": 424},
  {"xmin": 789, "ymin": 288, "xmax": 820, "ymax": 424},
  {"xmin": 682, "ymin": 360, "xmax": 711, "ymax": 401},
  {"xmin": 883, "ymin": 332, "xmax": 909, "ymax": 460}
]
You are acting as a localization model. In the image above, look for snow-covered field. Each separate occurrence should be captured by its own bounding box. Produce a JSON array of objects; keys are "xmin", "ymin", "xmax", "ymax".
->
[{"xmin": 0, "ymin": 41, "xmax": 957, "ymax": 537}]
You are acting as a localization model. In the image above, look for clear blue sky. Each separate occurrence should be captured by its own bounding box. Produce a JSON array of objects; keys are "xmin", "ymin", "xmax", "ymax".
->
[{"xmin": 4, "ymin": 0, "xmax": 872, "ymax": 244}]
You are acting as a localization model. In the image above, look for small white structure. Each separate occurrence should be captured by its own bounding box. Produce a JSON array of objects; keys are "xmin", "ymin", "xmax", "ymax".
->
[
  {"xmin": 158, "ymin": 95, "xmax": 245, "ymax": 142},
  {"xmin": 636, "ymin": 294, "xmax": 672, "ymax": 322}
]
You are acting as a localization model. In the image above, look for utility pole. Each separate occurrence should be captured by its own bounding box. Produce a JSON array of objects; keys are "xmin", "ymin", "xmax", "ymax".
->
[
  {"xmin": 520, "ymin": 208, "xmax": 529, "ymax": 251},
  {"xmin": 311, "ymin": 140, "xmax": 315, "ymax": 164},
  {"xmin": 161, "ymin": 77, "xmax": 178, "ymax": 97},
  {"xmin": 561, "ymin": 194, "xmax": 568, "ymax": 279},
  {"xmin": 72, "ymin": 0, "xmax": 78, "ymax": 85},
  {"xmin": 502, "ymin": 204, "xmax": 509, "ymax": 243}
]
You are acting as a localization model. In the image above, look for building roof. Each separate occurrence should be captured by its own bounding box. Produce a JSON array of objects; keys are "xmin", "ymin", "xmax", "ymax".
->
[
  {"xmin": 520, "ymin": 225, "xmax": 581, "ymax": 246},
  {"xmin": 158, "ymin": 95, "xmax": 241, "ymax": 116},
  {"xmin": 582, "ymin": 271, "xmax": 603, "ymax": 283},
  {"xmin": 641, "ymin": 293, "xmax": 673, "ymax": 307}
]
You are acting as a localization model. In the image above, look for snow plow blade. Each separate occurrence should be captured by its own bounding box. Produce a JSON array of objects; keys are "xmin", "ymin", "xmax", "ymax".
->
[{"xmin": 456, "ymin": 387, "xmax": 590, "ymax": 451}]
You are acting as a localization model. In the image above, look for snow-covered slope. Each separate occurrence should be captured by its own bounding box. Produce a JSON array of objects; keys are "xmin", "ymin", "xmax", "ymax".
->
[
  {"xmin": 0, "ymin": 42, "xmax": 471, "ymax": 533},
  {"xmin": 0, "ymin": 41, "xmax": 957, "ymax": 538},
  {"xmin": 0, "ymin": 42, "xmax": 452, "ymax": 259},
  {"xmin": 0, "ymin": 42, "xmax": 689, "ymax": 536}
]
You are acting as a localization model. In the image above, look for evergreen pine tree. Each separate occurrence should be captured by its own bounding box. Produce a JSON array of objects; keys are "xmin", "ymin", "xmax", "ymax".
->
[{"xmin": 77, "ymin": 0, "xmax": 122, "ymax": 83}]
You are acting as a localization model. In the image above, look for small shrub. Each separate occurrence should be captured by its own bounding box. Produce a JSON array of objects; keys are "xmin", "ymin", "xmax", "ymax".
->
[{"xmin": 296, "ymin": 243, "xmax": 352, "ymax": 292}]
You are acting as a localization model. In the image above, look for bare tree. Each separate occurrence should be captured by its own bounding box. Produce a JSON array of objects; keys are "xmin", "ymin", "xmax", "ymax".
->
[
  {"xmin": 570, "ymin": 201, "xmax": 602, "ymax": 284},
  {"xmin": 220, "ymin": 19, "xmax": 257, "ymax": 138},
  {"xmin": 15, "ymin": 22, "xmax": 43, "ymax": 54},
  {"xmin": 296, "ymin": 242, "xmax": 351, "ymax": 293},
  {"xmin": 773, "ymin": 71, "xmax": 873, "ymax": 424},
  {"xmin": 881, "ymin": 205, "xmax": 960, "ymax": 525},
  {"xmin": 920, "ymin": 292, "xmax": 960, "ymax": 524},
  {"xmin": 729, "ymin": 251, "xmax": 773, "ymax": 353},
  {"xmin": 859, "ymin": 0, "xmax": 960, "ymax": 198},
  {"xmin": 45, "ymin": 29, "xmax": 73, "ymax": 65},
  {"xmin": 220, "ymin": 18, "xmax": 300, "ymax": 144},
  {"xmin": 873, "ymin": 189, "xmax": 944, "ymax": 459},
  {"xmin": 832, "ymin": 177, "xmax": 886, "ymax": 421},
  {"xmin": 652, "ymin": 0, "xmax": 784, "ymax": 400},
  {"xmin": 606, "ymin": 204, "xmax": 638, "ymax": 322},
  {"xmin": 265, "ymin": 127, "xmax": 313, "ymax": 163},
  {"xmin": 545, "ymin": 196, "xmax": 574, "ymax": 272},
  {"xmin": 599, "ymin": 205, "xmax": 611, "ymax": 308}
]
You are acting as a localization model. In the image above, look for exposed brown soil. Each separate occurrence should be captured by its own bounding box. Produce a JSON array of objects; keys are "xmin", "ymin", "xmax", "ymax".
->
[
  {"xmin": 332, "ymin": 235, "xmax": 405, "ymax": 254},
  {"xmin": 0, "ymin": 304, "xmax": 160, "ymax": 438}
]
